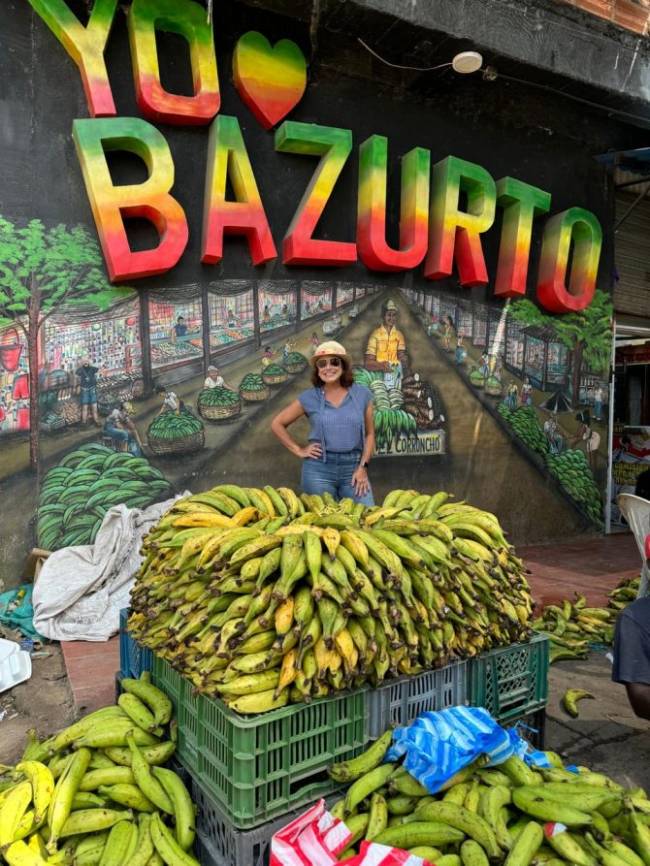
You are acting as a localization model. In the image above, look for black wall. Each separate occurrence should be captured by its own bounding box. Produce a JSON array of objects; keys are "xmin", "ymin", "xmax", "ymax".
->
[{"xmin": 1, "ymin": 1, "xmax": 622, "ymax": 300}]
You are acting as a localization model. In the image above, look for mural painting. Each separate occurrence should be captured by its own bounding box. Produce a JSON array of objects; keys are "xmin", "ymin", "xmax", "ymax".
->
[{"xmin": 0, "ymin": 4, "xmax": 617, "ymax": 583}]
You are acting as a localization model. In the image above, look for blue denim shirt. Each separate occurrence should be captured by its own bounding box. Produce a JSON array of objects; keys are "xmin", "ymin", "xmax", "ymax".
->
[{"xmin": 299, "ymin": 384, "xmax": 372, "ymax": 459}]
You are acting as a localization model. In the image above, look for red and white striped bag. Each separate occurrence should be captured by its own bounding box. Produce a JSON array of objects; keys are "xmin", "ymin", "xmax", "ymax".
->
[{"xmin": 270, "ymin": 800, "xmax": 436, "ymax": 866}]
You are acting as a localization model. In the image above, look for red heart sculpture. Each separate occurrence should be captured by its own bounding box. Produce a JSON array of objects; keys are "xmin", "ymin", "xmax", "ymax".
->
[{"xmin": 233, "ymin": 31, "xmax": 307, "ymax": 130}]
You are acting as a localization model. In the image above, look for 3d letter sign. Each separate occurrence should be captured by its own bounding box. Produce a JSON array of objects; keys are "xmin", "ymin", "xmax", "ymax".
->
[{"xmin": 30, "ymin": 1, "xmax": 605, "ymax": 313}]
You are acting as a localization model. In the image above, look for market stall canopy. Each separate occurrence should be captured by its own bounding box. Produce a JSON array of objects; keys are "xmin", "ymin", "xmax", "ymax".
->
[{"xmin": 540, "ymin": 390, "xmax": 572, "ymax": 413}]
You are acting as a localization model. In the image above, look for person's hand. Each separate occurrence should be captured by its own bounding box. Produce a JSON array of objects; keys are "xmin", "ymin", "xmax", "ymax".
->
[
  {"xmin": 352, "ymin": 466, "xmax": 370, "ymax": 496},
  {"xmin": 382, "ymin": 362, "xmax": 392, "ymax": 372},
  {"xmin": 299, "ymin": 443, "xmax": 322, "ymax": 459}
]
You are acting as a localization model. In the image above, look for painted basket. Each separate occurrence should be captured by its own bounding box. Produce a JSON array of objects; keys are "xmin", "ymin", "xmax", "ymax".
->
[
  {"xmin": 148, "ymin": 429, "xmax": 205, "ymax": 456},
  {"xmin": 285, "ymin": 360, "xmax": 307, "ymax": 374},
  {"xmin": 485, "ymin": 382, "xmax": 503, "ymax": 397},
  {"xmin": 262, "ymin": 370, "xmax": 289, "ymax": 386},
  {"xmin": 198, "ymin": 402, "xmax": 242, "ymax": 422},
  {"xmin": 240, "ymin": 386, "xmax": 269, "ymax": 403}
]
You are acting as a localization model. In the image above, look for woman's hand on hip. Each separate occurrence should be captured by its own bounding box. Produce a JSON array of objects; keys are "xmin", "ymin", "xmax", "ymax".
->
[
  {"xmin": 298, "ymin": 443, "xmax": 322, "ymax": 459},
  {"xmin": 352, "ymin": 466, "xmax": 369, "ymax": 495}
]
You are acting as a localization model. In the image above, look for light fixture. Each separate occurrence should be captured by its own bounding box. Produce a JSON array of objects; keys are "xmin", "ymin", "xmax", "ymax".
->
[
  {"xmin": 357, "ymin": 39, "xmax": 483, "ymax": 75},
  {"xmin": 452, "ymin": 51, "xmax": 483, "ymax": 74}
]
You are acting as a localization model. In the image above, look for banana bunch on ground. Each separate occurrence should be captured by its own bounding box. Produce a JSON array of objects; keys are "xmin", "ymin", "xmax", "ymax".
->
[
  {"xmin": 532, "ymin": 594, "xmax": 617, "ymax": 663},
  {"xmin": 128, "ymin": 484, "xmax": 533, "ymax": 715},
  {"xmin": 0, "ymin": 675, "xmax": 199, "ymax": 866},
  {"xmin": 608, "ymin": 575, "xmax": 640, "ymax": 611},
  {"xmin": 325, "ymin": 729, "xmax": 650, "ymax": 865},
  {"xmin": 562, "ymin": 688, "xmax": 594, "ymax": 718}
]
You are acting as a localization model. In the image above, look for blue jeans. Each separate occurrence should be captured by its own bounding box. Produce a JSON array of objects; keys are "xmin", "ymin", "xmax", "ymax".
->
[
  {"xmin": 79, "ymin": 386, "xmax": 97, "ymax": 406},
  {"xmin": 104, "ymin": 425, "xmax": 141, "ymax": 457},
  {"xmin": 301, "ymin": 451, "xmax": 374, "ymax": 505}
]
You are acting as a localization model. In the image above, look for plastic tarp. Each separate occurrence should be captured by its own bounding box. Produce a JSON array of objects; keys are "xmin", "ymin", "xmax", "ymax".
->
[
  {"xmin": 0, "ymin": 584, "xmax": 42, "ymax": 641},
  {"xmin": 32, "ymin": 496, "xmax": 182, "ymax": 642},
  {"xmin": 270, "ymin": 707, "xmax": 551, "ymax": 866}
]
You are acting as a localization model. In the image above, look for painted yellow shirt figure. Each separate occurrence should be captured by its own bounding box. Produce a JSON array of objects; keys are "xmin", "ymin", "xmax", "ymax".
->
[{"xmin": 366, "ymin": 324, "xmax": 406, "ymax": 365}]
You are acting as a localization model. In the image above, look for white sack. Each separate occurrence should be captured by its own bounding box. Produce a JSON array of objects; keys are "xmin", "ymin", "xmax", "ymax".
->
[{"xmin": 33, "ymin": 496, "xmax": 184, "ymax": 642}]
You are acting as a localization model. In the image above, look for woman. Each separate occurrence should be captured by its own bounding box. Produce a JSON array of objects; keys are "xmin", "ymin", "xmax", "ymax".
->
[{"xmin": 271, "ymin": 341, "xmax": 375, "ymax": 504}]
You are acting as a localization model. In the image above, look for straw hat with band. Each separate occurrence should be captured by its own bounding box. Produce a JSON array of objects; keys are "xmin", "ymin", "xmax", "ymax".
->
[{"xmin": 310, "ymin": 341, "xmax": 351, "ymax": 367}]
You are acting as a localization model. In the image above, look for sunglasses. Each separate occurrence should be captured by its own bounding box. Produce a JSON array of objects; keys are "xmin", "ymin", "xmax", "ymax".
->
[{"xmin": 316, "ymin": 357, "xmax": 343, "ymax": 369}]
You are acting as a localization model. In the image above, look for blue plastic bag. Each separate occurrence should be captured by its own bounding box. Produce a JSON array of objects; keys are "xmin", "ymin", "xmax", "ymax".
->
[{"xmin": 386, "ymin": 706, "xmax": 550, "ymax": 794}]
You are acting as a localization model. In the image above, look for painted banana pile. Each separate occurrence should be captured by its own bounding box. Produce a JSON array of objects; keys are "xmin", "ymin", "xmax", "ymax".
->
[
  {"xmin": 238, "ymin": 372, "xmax": 267, "ymax": 400},
  {"xmin": 196, "ymin": 386, "xmax": 239, "ymax": 409},
  {"xmin": 128, "ymin": 485, "xmax": 533, "ymax": 714},
  {"xmin": 284, "ymin": 351, "xmax": 308, "ymax": 372},
  {"xmin": 354, "ymin": 369, "xmax": 418, "ymax": 446},
  {"xmin": 324, "ymin": 730, "xmax": 650, "ymax": 865},
  {"xmin": 497, "ymin": 405, "xmax": 548, "ymax": 455},
  {"xmin": 534, "ymin": 576, "xmax": 642, "ymax": 661},
  {"xmin": 0, "ymin": 677, "xmax": 200, "ymax": 866},
  {"xmin": 37, "ymin": 444, "xmax": 171, "ymax": 551},
  {"xmin": 147, "ymin": 410, "xmax": 204, "ymax": 443},
  {"xmin": 544, "ymin": 450, "xmax": 603, "ymax": 526},
  {"xmin": 261, "ymin": 362, "xmax": 288, "ymax": 384},
  {"xmin": 497, "ymin": 402, "xmax": 603, "ymax": 526}
]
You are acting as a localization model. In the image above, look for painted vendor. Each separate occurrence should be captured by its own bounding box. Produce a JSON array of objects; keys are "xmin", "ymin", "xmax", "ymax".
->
[{"xmin": 364, "ymin": 299, "xmax": 408, "ymax": 390}]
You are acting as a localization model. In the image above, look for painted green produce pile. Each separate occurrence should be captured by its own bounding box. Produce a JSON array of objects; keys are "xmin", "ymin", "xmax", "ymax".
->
[
  {"xmin": 148, "ymin": 409, "xmax": 204, "ymax": 441},
  {"xmin": 369, "ymin": 378, "xmax": 417, "ymax": 446},
  {"xmin": 262, "ymin": 362, "xmax": 287, "ymax": 377},
  {"xmin": 353, "ymin": 367, "xmax": 384, "ymax": 386},
  {"xmin": 197, "ymin": 387, "xmax": 239, "ymax": 407},
  {"xmin": 497, "ymin": 405, "xmax": 549, "ymax": 454},
  {"xmin": 498, "ymin": 403, "xmax": 602, "ymax": 526},
  {"xmin": 239, "ymin": 372, "xmax": 266, "ymax": 393},
  {"xmin": 37, "ymin": 443, "xmax": 171, "ymax": 550},
  {"xmin": 284, "ymin": 351, "xmax": 308, "ymax": 370},
  {"xmin": 469, "ymin": 368, "xmax": 485, "ymax": 386},
  {"xmin": 545, "ymin": 449, "xmax": 603, "ymax": 526}
]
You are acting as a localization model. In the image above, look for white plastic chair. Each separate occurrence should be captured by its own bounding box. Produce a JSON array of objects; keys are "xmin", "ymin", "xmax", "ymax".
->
[{"xmin": 617, "ymin": 493, "xmax": 650, "ymax": 598}]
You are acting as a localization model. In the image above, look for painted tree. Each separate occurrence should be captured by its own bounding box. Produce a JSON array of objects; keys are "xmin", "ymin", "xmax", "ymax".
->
[
  {"xmin": 0, "ymin": 216, "xmax": 132, "ymax": 472},
  {"xmin": 508, "ymin": 290, "xmax": 613, "ymax": 404}
]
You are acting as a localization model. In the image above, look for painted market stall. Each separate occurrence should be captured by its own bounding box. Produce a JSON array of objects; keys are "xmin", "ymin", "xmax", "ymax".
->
[
  {"xmin": 207, "ymin": 281, "xmax": 256, "ymax": 355},
  {"xmin": 149, "ymin": 290, "xmax": 204, "ymax": 371}
]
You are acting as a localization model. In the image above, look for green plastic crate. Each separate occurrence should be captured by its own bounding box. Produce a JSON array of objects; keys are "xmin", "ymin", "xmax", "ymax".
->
[
  {"xmin": 468, "ymin": 633, "xmax": 549, "ymax": 724},
  {"xmin": 150, "ymin": 657, "xmax": 198, "ymax": 768},
  {"xmin": 151, "ymin": 655, "xmax": 367, "ymax": 829}
]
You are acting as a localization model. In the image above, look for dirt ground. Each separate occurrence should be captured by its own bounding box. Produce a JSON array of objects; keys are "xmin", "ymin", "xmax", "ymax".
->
[
  {"xmin": 546, "ymin": 650, "xmax": 650, "ymax": 791},
  {"xmin": 0, "ymin": 628, "xmax": 75, "ymax": 764}
]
